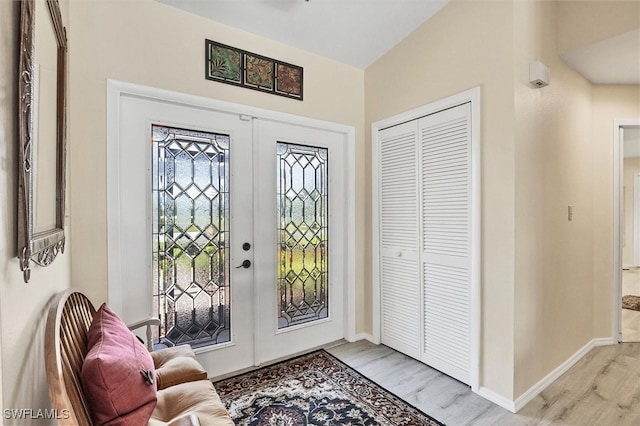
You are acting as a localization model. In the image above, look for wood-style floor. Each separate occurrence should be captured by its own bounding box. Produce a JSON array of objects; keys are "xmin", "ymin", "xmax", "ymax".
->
[{"xmin": 326, "ymin": 340, "xmax": 640, "ymax": 425}]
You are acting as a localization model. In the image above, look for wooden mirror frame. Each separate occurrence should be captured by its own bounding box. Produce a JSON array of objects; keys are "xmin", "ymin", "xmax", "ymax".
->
[{"xmin": 17, "ymin": 0, "xmax": 67, "ymax": 283}]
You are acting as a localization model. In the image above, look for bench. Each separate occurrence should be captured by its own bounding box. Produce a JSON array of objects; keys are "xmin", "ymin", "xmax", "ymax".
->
[{"xmin": 45, "ymin": 289, "xmax": 233, "ymax": 425}]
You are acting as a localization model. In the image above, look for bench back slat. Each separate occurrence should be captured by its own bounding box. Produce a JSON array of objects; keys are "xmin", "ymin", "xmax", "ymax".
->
[{"xmin": 45, "ymin": 289, "xmax": 96, "ymax": 426}]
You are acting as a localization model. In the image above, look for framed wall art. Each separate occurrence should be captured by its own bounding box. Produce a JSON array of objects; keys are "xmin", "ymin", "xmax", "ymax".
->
[{"xmin": 205, "ymin": 40, "xmax": 303, "ymax": 101}]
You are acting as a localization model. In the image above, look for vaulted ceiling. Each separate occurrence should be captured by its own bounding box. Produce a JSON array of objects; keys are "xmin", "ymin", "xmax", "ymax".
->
[
  {"xmin": 156, "ymin": 0, "xmax": 448, "ymax": 69},
  {"xmin": 157, "ymin": 0, "xmax": 639, "ymax": 84}
]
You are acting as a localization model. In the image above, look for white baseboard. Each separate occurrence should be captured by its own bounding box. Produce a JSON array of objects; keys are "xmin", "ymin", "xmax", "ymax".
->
[
  {"xmin": 477, "ymin": 338, "xmax": 618, "ymax": 413},
  {"xmin": 592, "ymin": 337, "xmax": 616, "ymax": 347},
  {"xmin": 477, "ymin": 387, "xmax": 516, "ymax": 412},
  {"xmin": 355, "ymin": 333, "xmax": 375, "ymax": 343},
  {"xmin": 513, "ymin": 338, "xmax": 615, "ymax": 412}
]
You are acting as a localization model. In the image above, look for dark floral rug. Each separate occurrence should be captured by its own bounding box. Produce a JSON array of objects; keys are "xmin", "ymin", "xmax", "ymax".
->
[{"xmin": 213, "ymin": 350, "xmax": 444, "ymax": 426}]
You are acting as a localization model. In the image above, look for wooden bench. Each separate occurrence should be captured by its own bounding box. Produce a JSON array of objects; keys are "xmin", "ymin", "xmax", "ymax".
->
[{"xmin": 45, "ymin": 289, "xmax": 233, "ymax": 425}]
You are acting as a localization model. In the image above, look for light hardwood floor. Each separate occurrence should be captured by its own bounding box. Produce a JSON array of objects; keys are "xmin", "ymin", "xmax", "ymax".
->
[{"xmin": 327, "ymin": 340, "xmax": 640, "ymax": 425}]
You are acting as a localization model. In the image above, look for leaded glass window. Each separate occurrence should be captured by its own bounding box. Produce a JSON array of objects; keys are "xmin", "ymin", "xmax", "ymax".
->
[
  {"xmin": 152, "ymin": 125, "xmax": 230, "ymax": 348},
  {"xmin": 277, "ymin": 143, "xmax": 329, "ymax": 329}
]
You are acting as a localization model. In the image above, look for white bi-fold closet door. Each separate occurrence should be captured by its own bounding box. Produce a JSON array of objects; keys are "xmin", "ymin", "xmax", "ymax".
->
[{"xmin": 378, "ymin": 101, "xmax": 477, "ymax": 386}]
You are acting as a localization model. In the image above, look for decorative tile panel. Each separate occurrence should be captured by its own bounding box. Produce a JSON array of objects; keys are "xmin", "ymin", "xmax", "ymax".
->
[
  {"xmin": 276, "ymin": 63, "xmax": 303, "ymax": 97},
  {"xmin": 206, "ymin": 39, "xmax": 303, "ymax": 100},
  {"xmin": 244, "ymin": 53, "xmax": 274, "ymax": 90},
  {"xmin": 208, "ymin": 43, "xmax": 242, "ymax": 83}
]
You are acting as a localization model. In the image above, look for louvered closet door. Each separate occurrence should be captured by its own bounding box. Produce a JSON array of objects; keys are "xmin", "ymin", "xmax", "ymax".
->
[
  {"xmin": 378, "ymin": 121, "xmax": 421, "ymax": 359},
  {"xmin": 419, "ymin": 103, "xmax": 472, "ymax": 384}
]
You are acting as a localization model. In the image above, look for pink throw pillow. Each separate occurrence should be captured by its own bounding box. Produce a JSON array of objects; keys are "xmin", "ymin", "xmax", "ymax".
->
[{"xmin": 81, "ymin": 303, "xmax": 157, "ymax": 425}]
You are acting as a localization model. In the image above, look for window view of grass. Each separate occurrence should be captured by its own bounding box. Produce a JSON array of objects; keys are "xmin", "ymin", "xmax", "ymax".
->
[
  {"xmin": 152, "ymin": 125, "xmax": 230, "ymax": 348},
  {"xmin": 151, "ymin": 129, "xmax": 330, "ymax": 348},
  {"xmin": 277, "ymin": 143, "xmax": 329, "ymax": 329}
]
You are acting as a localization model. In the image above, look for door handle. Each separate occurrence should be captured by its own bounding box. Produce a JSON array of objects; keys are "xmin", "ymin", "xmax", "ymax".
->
[{"xmin": 236, "ymin": 260, "xmax": 251, "ymax": 269}]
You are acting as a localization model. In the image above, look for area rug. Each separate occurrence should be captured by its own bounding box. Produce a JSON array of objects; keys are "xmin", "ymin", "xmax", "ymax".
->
[
  {"xmin": 622, "ymin": 295, "xmax": 640, "ymax": 311},
  {"xmin": 213, "ymin": 350, "xmax": 444, "ymax": 425}
]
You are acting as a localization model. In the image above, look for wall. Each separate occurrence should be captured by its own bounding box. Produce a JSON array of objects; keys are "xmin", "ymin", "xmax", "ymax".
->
[
  {"xmin": 592, "ymin": 85, "xmax": 640, "ymax": 337},
  {"xmin": 365, "ymin": 0, "xmax": 516, "ymax": 400},
  {"xmin": 556, "ymin": 0, "xmax": 640, "ymax": 55},
  {"xmin": 0, "ymin": 0, "xmax": 72, "ymax": 422},
  {"xmin": 513, "ymin": 0, "xmax": 595, "ymax": 397},
  {"xmin": 623, "ymin": 157, "xmax": 640, "ymax": 266},
  {"xmin": 67, "ymin": 0, "xmax": 366, "ymax": 327}
]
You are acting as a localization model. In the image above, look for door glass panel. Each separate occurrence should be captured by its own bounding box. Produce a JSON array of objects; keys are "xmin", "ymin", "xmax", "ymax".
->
[
  {"xmin": 152, "ymin": 125, "xmax": 230, "ymax": 348},
  {"xmin": 276, "ymin": 142, "xmax": 329, "ymax": 329}
]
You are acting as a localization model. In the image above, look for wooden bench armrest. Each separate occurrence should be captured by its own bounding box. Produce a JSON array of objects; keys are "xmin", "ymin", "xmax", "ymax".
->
[{"xmin": 127, "ymin": 317, "xmax": 161, "ymax": 351}]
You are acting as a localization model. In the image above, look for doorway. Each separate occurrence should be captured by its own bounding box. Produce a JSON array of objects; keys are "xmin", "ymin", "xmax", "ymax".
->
[
  {"xmin": 106, "ymin": 81, "xmax": 355, "ymax": 377},
  {"xmin": 614, "ymin": 121, "xmax": 640, "ymax": 343}
]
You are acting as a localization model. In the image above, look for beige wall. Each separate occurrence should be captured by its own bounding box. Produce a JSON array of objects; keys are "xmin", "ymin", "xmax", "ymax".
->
[
  {"xmin": 557, "ymin": 0, "xmax": 640, "ymax": 55},
  {"xmin": 366, "ymin": 0, "xmax": 639, "ymax": 401},
  {"xmin": 67, "ymin": 0, "xmax": 366, "ymax": 326},
  {"xmin": 0, "ymin": 0, "xmax": 72, "ymax": 419},
  {"xmin": 2, "ymin": 0, "xmax": 634, "ymax": 412},
  {"xmin": 592, "ymin": 85, "xmax": 640, "ymax": 337},
  {"xmin": 623, "ymin": 156, "xmax": 640, "ymax": 266},
  {"xmin": 513, "ymin": 0, "xmax": 595, "ymax": 397},
  {"xmin": 365, "ymin": 0, "xmax": 516, "ymax": 399}
]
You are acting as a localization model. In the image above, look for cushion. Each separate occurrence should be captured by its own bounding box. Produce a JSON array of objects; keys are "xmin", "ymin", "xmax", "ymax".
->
[
  {"xmin": 81, "ymin": 303, "xmax": 158, "ymax": 425},
  {"xmin": 150, "ymin": 345, "xmax": 208, "ymax": 390},
  {"xmin": 147, "ymin": 380, "xmax": 234, "ymax": 426}
]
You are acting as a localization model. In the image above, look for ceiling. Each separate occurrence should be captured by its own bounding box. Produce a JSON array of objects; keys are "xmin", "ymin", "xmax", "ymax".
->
[
  {"xmin": 561, "ymin": 29, "xmax": 640, "ymax": 85},
  {"xmin": 156, "ymin": 0, "xmax": 448, "ymax": 69},
  {"xmin": 157, "ymin": 0, "xmax": 637, "ymax": 83}
]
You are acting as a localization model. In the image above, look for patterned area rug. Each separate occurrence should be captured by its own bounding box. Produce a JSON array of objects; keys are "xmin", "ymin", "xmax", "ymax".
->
[
  {"xmin": 214, "ymin": 350, "xmax": 444, "ymax": 425},
  {"xmin": 622, "ymin": 295, "xmax": 640, "ymax": 311}
]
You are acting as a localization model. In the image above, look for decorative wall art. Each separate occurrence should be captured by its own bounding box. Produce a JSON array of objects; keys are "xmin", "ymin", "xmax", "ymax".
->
[{"xmin": 205, "ymin": 40, "xmax": 303, "ymax": 100}]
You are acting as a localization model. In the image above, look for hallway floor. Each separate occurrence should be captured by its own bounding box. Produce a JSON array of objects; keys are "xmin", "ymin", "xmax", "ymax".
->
[
  {"xmin": 622, "ymin": 267, "xmax": 640, "ymax": 342},
  {"xmin": 328, "ymin": 340, "xmax": 640, "ymax": 425}
]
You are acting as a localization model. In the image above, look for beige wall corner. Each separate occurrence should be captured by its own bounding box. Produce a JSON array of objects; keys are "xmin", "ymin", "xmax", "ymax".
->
[
  {"xmin": 0, "ymin": 0, "xmax": 72, "ymax": 419},
  {"xmin": 513, "ymin": 0, "xmax": 596, "ymax": 398},
  {"xmin": 557, "ymin": 0, "xmax": 640, "ymax": 55},
  {"xmin": 592, "ymin": 84, "xmax": 640, "ymax": 338},
  {"xmin": 365, "ymin": 0, "xmax": 516, "ymax": 400}
]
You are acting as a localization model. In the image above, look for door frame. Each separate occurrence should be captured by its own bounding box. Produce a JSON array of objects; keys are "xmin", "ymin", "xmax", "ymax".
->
[
  {"xmin": 634, "ymin": 173, "xmax": 640, "ymax": 267},
  {"xmin": 106, "ymin": 79, "xmax": 357, "ymax": 354},
  {"xmin": 371, "ymin": 87, "xmax": 481, "ymax": 392},
  {"xmin": 612, "ymin": 119, "xmax": 640, "ymax": 342}
]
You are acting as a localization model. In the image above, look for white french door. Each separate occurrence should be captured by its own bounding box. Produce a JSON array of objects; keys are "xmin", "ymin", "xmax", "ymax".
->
[
  {"xmin": 108, "ymin": 86, "xmax": 349, "ymax": 377},
  {"xmin": 112, "ymin": 94, "xmax": 254, "ymax": 375},
  {"xmin": 254, "ymin": 119, "xmax": 346, "ymax": 363}
]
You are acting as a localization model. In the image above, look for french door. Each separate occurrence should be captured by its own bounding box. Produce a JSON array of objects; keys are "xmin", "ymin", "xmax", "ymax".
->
[
  {"xmin": 254, "ymin": 120, "xmax": 346, "ymax": 363},
  {"xmin": 109, "ymin": 90, "xmax": 347, "ymax": 377}
]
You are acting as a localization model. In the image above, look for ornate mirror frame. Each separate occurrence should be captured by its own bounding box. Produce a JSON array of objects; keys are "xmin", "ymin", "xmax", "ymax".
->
[{"xmin": 17, "ymin": 0, "xmax": 67, "ymax": 283}]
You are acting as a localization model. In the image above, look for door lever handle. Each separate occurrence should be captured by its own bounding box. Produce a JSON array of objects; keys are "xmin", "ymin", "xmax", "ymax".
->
[{"xmin": 236, "ymin": 260, "xmax": 251, "ymax": 269}]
